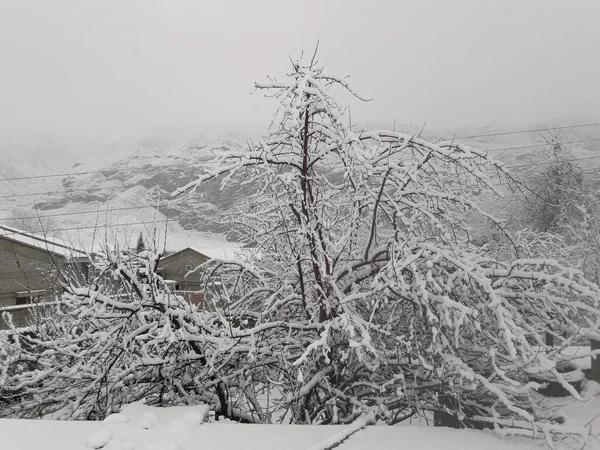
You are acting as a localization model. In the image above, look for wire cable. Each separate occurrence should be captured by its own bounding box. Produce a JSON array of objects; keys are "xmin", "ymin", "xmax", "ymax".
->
[{"xmin": 1, "ymin": 121, "xmax": 599, "ymax": 183}]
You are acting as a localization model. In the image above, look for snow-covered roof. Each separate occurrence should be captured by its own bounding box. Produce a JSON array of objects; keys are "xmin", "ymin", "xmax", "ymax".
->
[
  {"xmin": 0, "ymin": 224, "xmax": 88, "ymax": 260},
  {"xmin": 190, "ymin": 247, "xmax": 245, "ymax": 261},
  {"xmin": 161, "ymin": 246, "xmax": 247, "ymax": 263}
]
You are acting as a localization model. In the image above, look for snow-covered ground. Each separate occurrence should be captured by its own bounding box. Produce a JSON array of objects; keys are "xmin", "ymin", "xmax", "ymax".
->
[
  {"xmin": 4, "ymin": 347, "xmax": 600, "ymax": 449},
  {"xmin": 6, "ymin": 348, "xmax": 600, "ymax": 449},
  {"xmin": 0, "ymin": 402, "xmax": 539, "ymax": 450}
]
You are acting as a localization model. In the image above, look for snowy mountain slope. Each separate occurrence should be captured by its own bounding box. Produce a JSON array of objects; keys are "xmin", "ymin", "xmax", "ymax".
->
[
  {"xmin": 1, "ymin": 124, "xmax": 599, "ymax": 251},
  {"xmin": 0, "ymin": 131, "xmax": 253, "ymax": 250}
]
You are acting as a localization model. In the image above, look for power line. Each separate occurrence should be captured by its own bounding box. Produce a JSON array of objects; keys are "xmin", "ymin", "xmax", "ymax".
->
[
  {"xmin": 2, "ymin": 161, "xmax": 600, "ymax": 219},
  {"xmin": 0, "ymin": 220, "xmax": 169, "ymax": 236},
  {"xmin": 4, "ymin": 167, "xmax": 600, "ymax": 226},
  {"xmin": 0, "ymin": 196, "xmax": 255, "ymax": 223},
  {"xmin": 0, "ymin": 144, "xmax": 589, "ymax": 186},
  {"xmin": 1, "ymin": 122, "xmax": 599, "ymax": 184},
  {"xmin": 0, "ymin": 274, "xmax": 65, "ymax": 282},
  {"xmin": 0, "ymin": 185, "xmax": 251, "ymax": 201},
  {"xmin": 454, "ymin": 122, "xmax": 600, "ymax": 140},
  {"xmin": 505, "ymin": 154, "xmax": 600, "ymax": 170},
  {"xmin": 0, "ymin": 164, "xmax": 194, "ymax": 183},
  {"xmin": 472, "ymin": 169, "xmax": 600, "ymax": 190},
  {"xmin": 0, "ymin": 206, "xmax": 158, "ymax": 222},
  {"xmin": 486, "ymin": 138, "xmax": 600, "ymax": 153},
  {"xmin": 1, "ymin": 171, "xmax": 600, "ymax": 238},
  {"xmin": 0, "ymin": 187, "xmax": 118, "ymax": 200}
]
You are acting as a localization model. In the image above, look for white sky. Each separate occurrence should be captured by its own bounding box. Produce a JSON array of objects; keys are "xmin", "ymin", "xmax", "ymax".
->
[{"xmin": 1, "ymin": 0, "xmax": 599, "ymax": 147}]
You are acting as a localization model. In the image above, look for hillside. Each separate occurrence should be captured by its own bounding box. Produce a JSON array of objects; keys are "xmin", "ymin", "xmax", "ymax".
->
[{"xmin": 1, "ymin": 124, "xmax": 599, "ymax": 251}]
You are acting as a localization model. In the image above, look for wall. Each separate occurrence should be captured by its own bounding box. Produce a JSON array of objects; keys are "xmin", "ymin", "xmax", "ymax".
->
[
  {"xmin": 157, "ymin": 248, "xmax": 207, "ymax": 292},
  {"xmin": 0, "ymin": 237, "xmax": 88, "ymax": 329},
  {"xmin": 0, "ymin": 240, "xmax": 61, "ymax": 306}
]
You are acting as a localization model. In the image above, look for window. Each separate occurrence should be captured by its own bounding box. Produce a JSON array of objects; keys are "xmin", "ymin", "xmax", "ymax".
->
[
  {"xmin": 15, "ymin": 290, "xmax": 47, "ymax": 305},
  {"xmin": 186, "ymin": 264, "xmax": 193, "ymax": 272}
]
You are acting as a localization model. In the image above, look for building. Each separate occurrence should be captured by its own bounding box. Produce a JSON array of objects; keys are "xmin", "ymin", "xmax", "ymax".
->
[
  {"xmin": 0, "ymin": 225, "xmax": 88, "ymax": 328},
  {"xmin": 0, "ymin": 233, "xmax": 243, "ymax": 326},
  {"xmin": 157, "ymin": 247, "xmax": 242, "ymax": 305}
]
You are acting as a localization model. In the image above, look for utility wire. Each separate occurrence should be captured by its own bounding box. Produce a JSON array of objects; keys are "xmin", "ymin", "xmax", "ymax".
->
[
  {"xmin": 5, "ymin": 146, "xmax": 599, "ymax": 200},
  {"xmin": 0, "ymin": 220, "xmax": 169, "ymax": 235},
  {"xmin": 3, "ymin": 170, "xmax": 600, "ymax": 236},
  {"xmin": 0, "ymin": 196, "xmax": 253, "ymax": 222},
  {"xmin": 3, "ymin": 168, "xmax": 600, "ymax": 223},
  {"xmin": 505, "ymin": 154, "xmax": 600, "ymax": 170},
  {"xmin": 454, "ymin": 122, "xmax": 600, "ymax": 140},
  {"xmin": 1, "ymin": 122, "xmax": 599, "ymax": 184},
  {"xmin": 0, "ymin": 187, "xmax": 118, "ymax": 200},
  {"xmin": 486, "ymin": 138, "xmax": 600, "ymax": 153},
  {"xmin": 3, "ymin": 162, "xmax": 600, "ymax": 222},
  {"xmin": 0, "ymin": 206, "xmax": 157, "ymax": 222},
  {"xmin": 0, "ymin": 186, "xmax": 252, "ymax": 201},
  {"xmin": 1, "ymin": 140, "xmax": 596, "ymax": 185},
  {"xmin": 0, "ymin": 164, "xmax": 194, "ymax": 182}
]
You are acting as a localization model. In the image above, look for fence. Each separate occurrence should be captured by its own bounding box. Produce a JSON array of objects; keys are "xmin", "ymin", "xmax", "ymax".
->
[{"xmin": 0, "ymin": 302, "xmax": 60, "ymax": 330}]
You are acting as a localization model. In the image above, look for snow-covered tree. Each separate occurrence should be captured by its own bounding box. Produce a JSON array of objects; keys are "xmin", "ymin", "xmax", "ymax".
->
[
  {"xmin": 507, "ymin": 132, "xmax": 600, "ymax": 284},
  {"xmin": 172, "ymin": 55, "xmax": 600, "ymax": 439},
  {"xmin": 508, "ymin": 132, "xmax": 584, "ymax": 234},
  {"xmin": 6, "ymin": 207, "xmax": 62, "ymax": 238}
]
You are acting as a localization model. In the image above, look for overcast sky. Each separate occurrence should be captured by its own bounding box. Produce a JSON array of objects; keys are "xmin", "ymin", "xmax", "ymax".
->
[{"xmin": 1, "ymin": 0, "xmax": 599, "ymax": 147}]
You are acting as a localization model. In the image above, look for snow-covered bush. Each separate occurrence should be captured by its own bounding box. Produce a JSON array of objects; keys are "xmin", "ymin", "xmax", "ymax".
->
[{"xmin": 0, "ymin": 247, "xmax": 238, "ymax": 420}]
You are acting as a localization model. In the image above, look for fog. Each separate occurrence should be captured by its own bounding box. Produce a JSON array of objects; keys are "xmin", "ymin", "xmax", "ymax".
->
[{"xmin": 1, "ymin": 0, "xmax": 599, "ymax": 148}]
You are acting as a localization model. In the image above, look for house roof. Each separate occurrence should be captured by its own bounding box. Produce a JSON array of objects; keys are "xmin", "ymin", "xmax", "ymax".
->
[
  {"xmin": 0, "ymin": 224, "xmax": 88, "ymax": 260},
  {"xmin": 191, "ymin": 247, "xmax": 245, "ymax": 261},
  {"xmin": 160, "ymin": 246, "xmax": 245, "ymax": 264}
]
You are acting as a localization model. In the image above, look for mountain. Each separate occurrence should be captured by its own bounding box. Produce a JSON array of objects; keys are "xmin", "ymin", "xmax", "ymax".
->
[
  {"xmin": 1, "ymin": 123, "xmax": 599, "ymax": 251},
  {"xmin": 0, "ymin": 130, "xmax": 249, "ymax": 250}
]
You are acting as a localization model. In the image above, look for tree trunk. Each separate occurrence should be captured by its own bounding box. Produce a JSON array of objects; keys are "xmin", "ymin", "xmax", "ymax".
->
[{"xmin": 545, "ymin": 331, "xmax": 554, "ymax": 347}]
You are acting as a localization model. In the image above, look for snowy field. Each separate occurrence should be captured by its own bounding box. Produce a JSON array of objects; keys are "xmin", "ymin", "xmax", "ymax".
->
[{"xmin": 0, "ymin": 402, "xmax": 540, "ymax": 450}]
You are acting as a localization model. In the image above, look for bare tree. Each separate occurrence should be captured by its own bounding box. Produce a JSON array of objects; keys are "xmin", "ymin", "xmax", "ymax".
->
[{"xmin": 5, "ymin": 207, "xmax": 62, "ymax": 238}]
